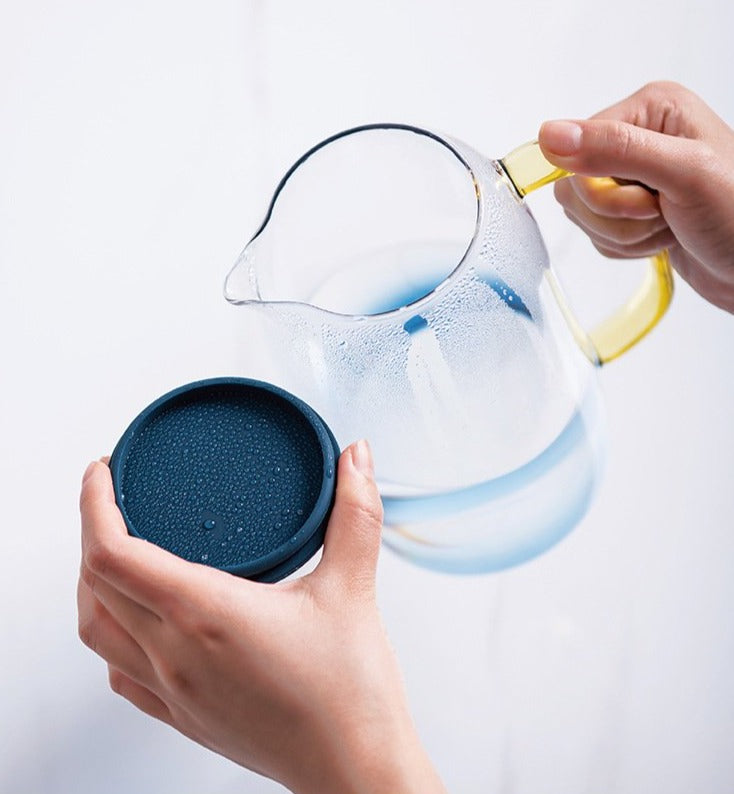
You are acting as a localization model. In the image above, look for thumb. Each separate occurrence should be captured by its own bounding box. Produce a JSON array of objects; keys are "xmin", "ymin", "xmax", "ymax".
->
[
  {"xmin": 538, "ymin": 118, "xmax": 710, "ymax": 203},
  {"xmin": 316, "ymin": 440, "xmax": 384, "ymax": 594}
]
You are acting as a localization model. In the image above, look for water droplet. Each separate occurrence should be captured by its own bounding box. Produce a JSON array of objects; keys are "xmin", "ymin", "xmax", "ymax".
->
[
  {"xmin": 282, "ymin": 507, "xmax": 291, "ymax": 516},
  {"xmin": 275, "ymin": 522, "xmax": 282, "ymax": 529},
  {"xmin": 296, "ymin": 508, "xmax": 304, "ymax": 516},
  {"xmin": 273, "ymin": 466, "xmax": 281, "ymax": 474},
  {"xmin": 327, "ymin": 466, "xmax": 334, "ymax": 478},
  {"xmin": 236, "ymin": 526, "xmax": 244, "ymax": 533},
  {"xmin": 201, "ymin": 553, "xmax": 209, "ymax": 562},
  {"xmin": 203, "ymin": 519, "xmax": 216, "ymax": 530}
]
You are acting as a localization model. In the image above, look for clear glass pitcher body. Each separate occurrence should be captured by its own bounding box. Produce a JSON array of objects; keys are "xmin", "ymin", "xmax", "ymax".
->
[{"xmin": 225, "ymin": 125, "xmax": 668, "ymax": 573}]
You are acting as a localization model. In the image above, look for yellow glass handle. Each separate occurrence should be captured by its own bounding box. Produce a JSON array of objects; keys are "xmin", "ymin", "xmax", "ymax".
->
[{"xmin": 499, "ymin": 141, "xmax": 674, "ymax": 365}]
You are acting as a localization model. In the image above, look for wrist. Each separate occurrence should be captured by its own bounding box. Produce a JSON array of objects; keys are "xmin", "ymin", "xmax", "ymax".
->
[
  {"xmin": 340, "ymin": 727, "xmax": 446, "ymax": 794},
  {"xmin": 290, "ymin": 708, "xmax": 446, "ymax": 794}
]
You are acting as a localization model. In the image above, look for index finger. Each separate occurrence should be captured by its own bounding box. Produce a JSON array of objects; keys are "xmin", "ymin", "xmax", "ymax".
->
[
  {"xmin": 564, "ymin": 176, "xmax": 661, "ymax": 220},
  {"xmin": 589, "ymin": 82, "xmax": 709, "ymax": 136},
  {"xmin": 80, "ymin": 460, "xmax": 215, "ymax": 616}
]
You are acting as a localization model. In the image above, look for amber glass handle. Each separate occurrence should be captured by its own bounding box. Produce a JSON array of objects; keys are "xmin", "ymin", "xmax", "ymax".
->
[{"xmin": 499, "ymin": 141, "xmax": 674, "ymax": 365}]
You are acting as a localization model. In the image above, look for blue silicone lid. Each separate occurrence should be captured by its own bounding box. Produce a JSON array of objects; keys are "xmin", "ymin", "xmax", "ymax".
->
[{"xmin": 109, "ymin": 378, "xmax": 340, "ymax": 582}]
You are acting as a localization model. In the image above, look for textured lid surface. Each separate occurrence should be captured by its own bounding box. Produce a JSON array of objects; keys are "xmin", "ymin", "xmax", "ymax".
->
[{"xmin": 109, "ymin": 378, "xmax": 340, "ymax": 582}]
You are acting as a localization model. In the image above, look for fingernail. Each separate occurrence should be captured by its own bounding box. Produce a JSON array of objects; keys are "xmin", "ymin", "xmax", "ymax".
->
[
  {"xmin": 540, "ymin": 120, "xmax": 583, "ymax": 156},
  {"xmin": 351, "ymin": 439, "xmax": 374, "ymax": 477}
]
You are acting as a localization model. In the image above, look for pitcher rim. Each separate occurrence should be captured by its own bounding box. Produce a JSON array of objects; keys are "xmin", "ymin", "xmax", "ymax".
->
[{"xmin": 225, "ymin": 122, "xmax": 486, "ymax": 323}]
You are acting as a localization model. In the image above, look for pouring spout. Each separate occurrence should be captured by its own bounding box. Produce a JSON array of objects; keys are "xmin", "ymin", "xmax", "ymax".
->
[{"xmin": 224, "ymin": 239, "xmax": 261, "ymax": 304}]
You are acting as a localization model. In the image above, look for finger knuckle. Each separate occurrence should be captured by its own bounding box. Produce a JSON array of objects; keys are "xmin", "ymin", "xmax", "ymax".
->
[
  {"xmin": 553, "ymin": 179, "xmax": 573, "ymax": 206},
  {"xmin": 78, "ymin": 618, "xmax": 97, "ymax": 652},
  {"xmin": 156, "ymin": 657, "xmax": 195, "ymax": 697},
  {"xmin": 626, "ymin": 222, "xmax": 658, "ymax": 245},
  {"xmin": 562, "ymin": 207, "xmax": 586, "ymax": 232},
  {"xmin": 84, "ymin": 540, "xmax": 109, "ymax": 576},
  {"xmin": 639, "ymin": 81, "xmax": 700, "ymax": 132},
  {"xmin": 690, "ymin": 141, "xmax": 718, "ymax": 179},
  {"xmin": 605, "ymin": 122, "xmax": 635, "ymax": 161},
  {"xmin": 345, "ymin": 571, "xmax": 376, "ymax": 602},
  {"xmin": 592, "ymin": 240, "xmax": 625, "ymax": 259},
  {"xmin": 149, "ymin": 592, "xmax": 180, "ymax": 624},
  {"xmin": 348, "ymin": 495, "xmax": 384, "ymax": 528},
  {"xmin": 668, "ymin": 140, "xmax": 720, "ymax": 198},
  {"xmin": 108, "ymin": 667, "xmax": 125, "ymax": 695},
  {"xmin": 156, "ymin": 593, "xmax": 207, "ymax": 632},
  {"xmin": 640, "ymin": 80, "xmax": 686, "ymax": 102},
  {"xmin": 84, "ymin": 540, "xmax": 117, "ymax": 581},
  {"xmin": 639, "ymin": 80, "xmax": 690, "ymax": 114},
  {"xmin": 79, "ymin": 560, "xmax": 97, "ymax": 591}
]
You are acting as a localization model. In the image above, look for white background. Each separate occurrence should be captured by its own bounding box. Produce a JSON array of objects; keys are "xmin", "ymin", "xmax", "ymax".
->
[{"xmin": 1, "ymin": 1, "xmax": 733, "ymax": 792}]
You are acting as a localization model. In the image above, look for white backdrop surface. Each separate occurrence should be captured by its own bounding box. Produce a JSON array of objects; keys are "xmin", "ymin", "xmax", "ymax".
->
[{"xmin": 1, "ymin": 2, "xmax": 733, "ymax": 792}]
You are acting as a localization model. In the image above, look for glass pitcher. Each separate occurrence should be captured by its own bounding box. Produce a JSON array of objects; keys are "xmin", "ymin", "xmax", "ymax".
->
[{"xmin": 224, "ymin": 125, "xmax": 673, "ymax": 574}]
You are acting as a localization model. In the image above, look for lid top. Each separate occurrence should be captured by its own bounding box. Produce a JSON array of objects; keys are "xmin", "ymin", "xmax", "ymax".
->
[{"xmin": 110, "ymin": 378, "xmax": 338, "ymax": 580}]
